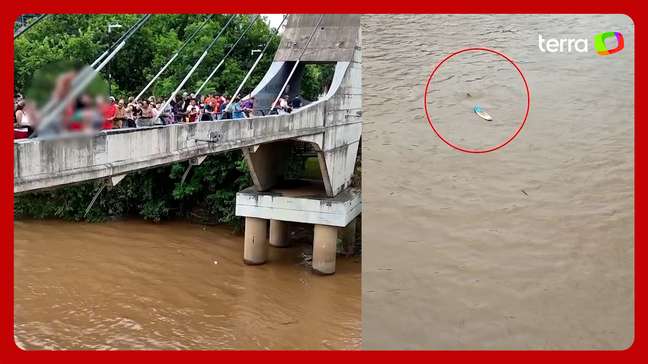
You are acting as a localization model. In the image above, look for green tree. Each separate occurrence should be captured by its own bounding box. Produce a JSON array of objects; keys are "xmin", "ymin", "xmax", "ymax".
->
[{"xmin": 14, "ymin": 14, "xmax": 280, "ymax": 99}]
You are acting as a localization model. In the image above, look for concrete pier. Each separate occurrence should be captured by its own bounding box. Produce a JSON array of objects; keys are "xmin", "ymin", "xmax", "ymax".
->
[
  {"xmin": 313, "ymin": 224, "xmax": 338, "ymax": 275},
  {"xmin": 236, "ymin": 181, "xmax": 360, "ymax": 273},
  {"xmin": 243, "ymin": 217, "xmax": 268, "ymax": 265},
  {"xmin": 269, "ymin": 220, "xmax": 289, "ymax": 247}
]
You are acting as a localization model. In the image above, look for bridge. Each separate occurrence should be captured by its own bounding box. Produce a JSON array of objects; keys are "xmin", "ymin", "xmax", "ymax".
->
[{"xmin": 13, "ymin": 14, "xmax": 361, "ymax": 275}]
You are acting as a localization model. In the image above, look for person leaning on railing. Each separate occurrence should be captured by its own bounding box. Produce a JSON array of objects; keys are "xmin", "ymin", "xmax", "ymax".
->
[
  {"xmin": 114, "ymin": 98, "xmax": 127, "ymax": 128},
  {"xmin": 136, "ymin": 99, "xmax": 155, "ymax": 127}
]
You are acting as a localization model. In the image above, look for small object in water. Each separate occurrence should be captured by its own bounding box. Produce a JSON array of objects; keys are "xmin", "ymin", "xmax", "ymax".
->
[
  {"xmin": 466, "ymin": 92, "xmax": 472, "ymax": 97},
  {"xmin": 474, "ymin": 104, "xmax": 493, "ymax": 121},
  {"xmin": 521, "ymin": 189, "xmax": 528, "ymax": 196}
]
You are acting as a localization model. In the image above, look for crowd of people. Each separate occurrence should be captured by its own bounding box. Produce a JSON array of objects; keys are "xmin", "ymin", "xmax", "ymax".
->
[{"xmin": 14, "ymin": 88, "xmax": 304, "ymax": 139}]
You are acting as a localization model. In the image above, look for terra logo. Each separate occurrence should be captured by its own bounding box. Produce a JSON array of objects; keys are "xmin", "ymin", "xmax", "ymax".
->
[
  {"xmin": 594, "ymin": 32, "xmax": 625, "ymax": 55},
  {"xmin": 538, "ymin": 32, "xmax": 624, "ymax": 56}
]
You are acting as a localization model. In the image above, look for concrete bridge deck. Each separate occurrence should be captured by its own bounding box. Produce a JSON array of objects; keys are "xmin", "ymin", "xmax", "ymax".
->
[{"xmin": 14, "ymin": 102, "xmax": 329, "ymax": 194}]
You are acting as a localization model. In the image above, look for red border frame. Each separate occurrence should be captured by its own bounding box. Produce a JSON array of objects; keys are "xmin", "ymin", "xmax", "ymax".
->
[
  {"xmin": 2, "ymin": 1, "xmax": 642, "ymax": 360},
  {"xmin": 423, "ymin": 47, "xmax": 531, "ymax": 153}
]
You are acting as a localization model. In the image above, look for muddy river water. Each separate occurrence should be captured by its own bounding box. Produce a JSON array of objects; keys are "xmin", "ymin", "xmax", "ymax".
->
[
  {"xmin": 14, "ymin": 220, "xmax": 360, "ymax": 350},
  {"xmin": 362, "ymin": 14, "xmax": 634, "ymax": 349}
]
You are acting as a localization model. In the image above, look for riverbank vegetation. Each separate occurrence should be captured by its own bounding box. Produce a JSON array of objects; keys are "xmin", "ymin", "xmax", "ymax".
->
[{"xmin": 14, "ymin": 153, "xmax": 252, "ymax": 227}]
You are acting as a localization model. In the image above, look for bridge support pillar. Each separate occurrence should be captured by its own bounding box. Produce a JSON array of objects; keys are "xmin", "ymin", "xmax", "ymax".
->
[
  {"xmin": 243, "ymin": 217, "xmax": 268, "ymax": 265},
  {"xmin": 269, "ymin": 220, "xmax": 289, "ymax": 247},
  {"xmin": 243, "ymin": 143, "xmax": 290, "ymax": 192},
  {"xmin": 313, "ymin": 224, "xmax": 338, "ymax": 275},
  {"xmin": 236, "ymin": 183, "xmax": 360, "ymax": 275}
]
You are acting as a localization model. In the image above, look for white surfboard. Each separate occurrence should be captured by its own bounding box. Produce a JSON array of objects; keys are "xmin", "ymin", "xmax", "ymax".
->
[{"xmin": 474, "ymin": 105, "xmax": 493, "ymax": 121}]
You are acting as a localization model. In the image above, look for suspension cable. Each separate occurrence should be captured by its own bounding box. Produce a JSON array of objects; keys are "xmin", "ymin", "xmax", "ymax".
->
[
  {"xmin": 34, "ymin": 14, "xmax": 152, "ymax": 136},
  {"xmin": 155, "ymin": 14, "xmax": 235, "ymax": 122},
  {"xmin": 91, "ymin": 15, "xmax": 151, "ymax": 69},
  {"xmin": 65, "ymin": 14, "xmax": 153, "ymax": 110},
  {"xmin": 224, "ymin": 15, "xmax": 287, "ymax": 111},
  {"xmin": 194, "ymin": 14, "xmax": 260, "ymax": 95},
  {"xmin": 39, "ymin": 15, "xmax": 151, "ymax": 115},
  {"xmin": 134, "ymin": 14, "xmax": 214, "ymax": 101},
  {"xmin": 14, "ymin": 14, "xmax": 47, "ymax": 39},
  {"xmin": 54, "ymin": 14, "xmax": 152, "ymax": 113},
  {"xmin": 270, "ymin": 14, "xmax": 324, "ymax": 110}
]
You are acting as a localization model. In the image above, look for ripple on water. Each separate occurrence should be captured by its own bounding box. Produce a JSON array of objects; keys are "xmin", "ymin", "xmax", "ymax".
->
[{"xmin": 14, "ymin": 220, "xmax": 361, "ymax": 350}]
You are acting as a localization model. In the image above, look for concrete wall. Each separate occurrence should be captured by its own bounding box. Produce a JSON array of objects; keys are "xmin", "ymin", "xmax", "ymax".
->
[
  {"xmin": 318, "ymin": 35, "xmax": 362, "ymax": 196},
  {"xmin": 236, "ymin": 186, "xmax": 361, "ymax": 227},
  {"xmin": 245, "ymin": 18, "xmax": 362, "ymax": 197},
  {"xmin": 274, "ymin": 14, "xmax": 360, "ymax": 63},
  {"xmin": 14, "ymin": 105, "xmax": 326, "ymax": 194}
]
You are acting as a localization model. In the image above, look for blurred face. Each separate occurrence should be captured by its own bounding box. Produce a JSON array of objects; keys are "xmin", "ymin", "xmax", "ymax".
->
[
  {"xmin": 81, "ymin": 95, "xmax": 92, "ymax": 106},
  {"xmin": 118, "ymin": 100, "xmax": 124, "ymax": 107}
]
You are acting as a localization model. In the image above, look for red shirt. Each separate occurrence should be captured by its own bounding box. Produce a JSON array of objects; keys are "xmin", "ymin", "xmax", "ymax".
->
[
  {"xmin": 102, "ymin": 103, "xmax": 117, "ymax": 129},
  {"xmin": 204, "ymin": 96, "xmax": 217, "ymax": 110}
]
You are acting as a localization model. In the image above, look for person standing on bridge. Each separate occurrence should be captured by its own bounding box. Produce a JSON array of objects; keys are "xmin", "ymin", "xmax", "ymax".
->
[
  {"xmin": 125, "ymin": 97, "xmax": 137, "ymax": 128},
  {"xmin": 290, "ymin": 94, "xmax": 302, "ymax": 109},
  {"xmin": 241, "ymin": 96, "xmax": 254, "ymax": 117},
  {"xmin": 114, "ymin": 98, "xmax": 127, "ymax": 128},
  {"xmin": 185, "ymin": 98, "xmax": 199, "ymax": 123},
  {"xmin": 204, "ymin": 93, "xmax": 216, "ymax": 113},
  {"xmin": 214, "ymin": 93, "xmax": 226, "ymax": 118},
  {"xmin": 14, "ymin": 100, "xmax": 27, "ymax": 127},
  {"xmin": 180, "ymin": 92, "xmax": 191, "ymax": 117},
  {"xmin": 171, "ymin": 95, "xmax": 184, "ymax": 123},
  {"xmin": 273, "ymin": 94, "xmax": 291, "ymax": 114},
  {"xmin": 100, "ymin": 96, "xmax": 117, "ymax": 130},
  {"xmin": 157, "ymin": 101, "xmax": 174, "ymax": 125},
  {"xmin": 14, "ymin": 100, "xmax": 36, "ymax": 138},
  {"xmin": 230, "ymin": 96, "xmax": 245, "ymax": 119},
  {"xmin": 221, "ymin": 95, "xmax": 233, "ymax": 120},
  {"xmin": 137, "ymin": 99, "xmax": 155, "ymax": 127}
]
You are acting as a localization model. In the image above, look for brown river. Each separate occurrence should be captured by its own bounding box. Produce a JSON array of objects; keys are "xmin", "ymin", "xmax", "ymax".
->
[
  {"xmin": 362, "ymin": 14, "xmax": 634, "ymax": 349},
  {"xmin": 14, "ymin": 220, "xmax": 360, "ymax": 350}
]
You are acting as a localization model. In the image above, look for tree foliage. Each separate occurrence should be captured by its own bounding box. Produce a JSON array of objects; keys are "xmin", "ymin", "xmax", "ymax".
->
[
  {"xmin": 15, "ymin": 153, "xmax": 252, "ymax": 228},
  {"xmin": 14, "ymin": 14, "xmax": 280, "ymax": 100},
  {"xmin": 300, "ymin": 63, "xmax": 335, "ymax": 101}
]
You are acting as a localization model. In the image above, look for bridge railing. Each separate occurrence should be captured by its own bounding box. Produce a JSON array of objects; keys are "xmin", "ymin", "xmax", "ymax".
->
[{"xmin": 14, "ymin": 101, "xmax": 328, "ymax": 194}]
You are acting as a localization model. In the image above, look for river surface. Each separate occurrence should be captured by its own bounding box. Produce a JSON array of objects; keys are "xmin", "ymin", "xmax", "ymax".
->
[
  {"xmin": 14, "ymin": 220, "xmax": 360, "ymax": 350},
  {"xmin": 362, "ymin": 14, "xmax": 634, "ymax": 349}
]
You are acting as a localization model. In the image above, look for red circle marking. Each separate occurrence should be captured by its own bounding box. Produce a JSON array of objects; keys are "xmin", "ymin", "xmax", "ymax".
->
[{"xmin": 423, "ymin": 47, "xmax": 531, "ymax": 154}]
